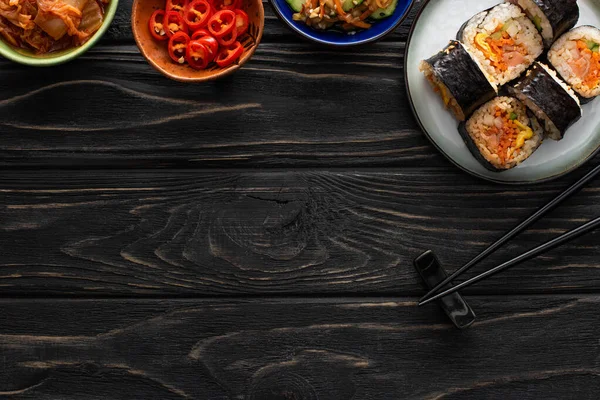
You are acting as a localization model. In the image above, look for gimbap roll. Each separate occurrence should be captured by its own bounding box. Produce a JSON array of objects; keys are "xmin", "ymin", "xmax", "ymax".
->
[
  {"xmin": 509, "ymin": 62, "xmax": 582, "ymax": 140},
  {"xmin": 458, "ymin": 3, "xmax": 544, "ymax": 86},
  {"xmin": 420, "ymin": 41, "xmax": 497, "ymax": 121},
  {"xmin": 508, "ymin": 0, "xmax": 579, "ymax": 48},
  {"xmin": 459, "ymin": 96, "xmax": 544, "ymax": 171},
  {"xmin": 548, "ymin": 26, "xmax": 600, "ymax": 101}
]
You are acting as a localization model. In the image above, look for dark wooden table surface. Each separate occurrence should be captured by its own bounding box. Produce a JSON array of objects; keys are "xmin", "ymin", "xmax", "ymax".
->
[{"xmin": 2, "ymin": 0, "xmax": 600, "ymax": 398}]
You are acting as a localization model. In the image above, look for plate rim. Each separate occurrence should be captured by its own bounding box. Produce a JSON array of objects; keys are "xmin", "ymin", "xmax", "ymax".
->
[{"xmin": 403, "ymin": 0, "xmax": 600, "ymax": 185}]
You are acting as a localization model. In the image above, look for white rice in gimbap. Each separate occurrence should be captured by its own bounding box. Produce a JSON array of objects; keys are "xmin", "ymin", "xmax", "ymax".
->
[
  {"xmin": 509, "ymin": 0, "xmax": 553, "ymax": 42},
  {"xmin": 510, "ymin": 62, "xmax": 581, "ymax": 141},
  {"xmin": 548, "ymin": 26, "xmax": 600, "ymax": 100},
  {"xmin": 419, "ymin": 41, "xmax": 498, "ymax": 121},
  {"xmin": 460, "ymin": 3, "xmax": 544, "ymax": 86},
  {"xmin": 507, "ymin": 0, "xmax": 579, "ymax": 47},
  {"xmin": 420, "ymin": 60, "xmax": 465, "ymax": 120},
  {"xmin": 462, "ymin": 96, "xmax": 543, "ymax": 170}
]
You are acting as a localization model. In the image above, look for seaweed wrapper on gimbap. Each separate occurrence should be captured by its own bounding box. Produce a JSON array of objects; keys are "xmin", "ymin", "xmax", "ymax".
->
[
  {"xmin": 508, "ymin": 0, "xmax": 579, "ymax": 48},
  {"xmin": 459, "ymin": 96, "xmax": 544, "ymax": 171},
  {"xmin": 509, "ymin": 62, "xmax": 582, "ymax": 140},
  {"xmin": 548, "ymin": 25, "xmax": 600, "ymax": 102},
  {"xmin": 458, "ymin": 3, "xmax": 544, "ymax": 86},
  {"xmin": 420, "ymin": 40, "xmax": 497, "ymax": 121}
]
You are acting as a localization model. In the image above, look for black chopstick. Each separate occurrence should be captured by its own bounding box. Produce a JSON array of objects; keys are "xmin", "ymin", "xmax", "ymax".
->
[
  {"xmin": 418, "ymin": 163, "xmax": 600, "ymax": 306},
  {"xmin": 419, "ymin": 215, "xmax": 600, "ymax": 305}
]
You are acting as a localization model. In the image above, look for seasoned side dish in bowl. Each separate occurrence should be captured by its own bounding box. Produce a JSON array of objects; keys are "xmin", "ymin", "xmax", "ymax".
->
[
  {"xmin": 147, "ymin": 0, "xmax": 251, "ymax": 69},
  {"xmin": 270, "ymin": 0, "xmax": 413, "ymax": 46},
  {"xmin": 132, "ymin": 0, "xmax": 264, "ymax": 81},
  {"xmin": 0, "ymin": 0, "xmax": 117, "ymax": 64},
  {"xmin": 287, "ymin": 0, "xmax": 398, "ymax": 32}
]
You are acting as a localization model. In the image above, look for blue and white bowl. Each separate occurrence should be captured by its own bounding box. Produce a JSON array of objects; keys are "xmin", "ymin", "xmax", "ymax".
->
[{"xmin": 269, "ymin": 0, "xmax": 415, "ymax": 46}]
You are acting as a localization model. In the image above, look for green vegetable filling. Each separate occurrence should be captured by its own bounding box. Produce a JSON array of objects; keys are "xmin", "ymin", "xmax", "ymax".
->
[
  {"xmin": 509, "ymin": 112, "xmax": 518, "ymax": 120},
  {"xmin": 586, "ymin": 40, "xmax": 600, "ymax": 53},
  {"xmin": 532, "ymin": 16, "xmax": 542, "ymax": 32},
  {"xmin": 490, "ymin": 31, "xmax": 503, "ymax": 40}
]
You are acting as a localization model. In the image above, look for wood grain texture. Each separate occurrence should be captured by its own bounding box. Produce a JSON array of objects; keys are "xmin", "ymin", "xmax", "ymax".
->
[
  {"xmin": 0, "ymin": 2, "xmax": 429, "ymax": 168},
  {"xmin": 1, "ymin": 296, "xmax": 600, "ymax": 399},
  {"xmin": 0, "ymin": 42, "xmax": 427, "ymax": 168},
  {"xmin": 1, "ymin": 0, "xmax": 597, "ymax": 397},
  {"xmin": 2, "ymin": 168, "xmax": 599, "ymax": 296}
]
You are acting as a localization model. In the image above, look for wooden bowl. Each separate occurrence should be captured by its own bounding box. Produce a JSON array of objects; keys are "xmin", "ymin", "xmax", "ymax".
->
[{"xmin": 132, "ymin": 0, "xmax": 264, "ymax": 82}]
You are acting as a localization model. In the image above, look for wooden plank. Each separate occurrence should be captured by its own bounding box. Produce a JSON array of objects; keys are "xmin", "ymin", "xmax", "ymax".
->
[
  {"xmin": 0, "ymin": 1, "xmax": 424, "ymax": 169},
  {"xmin": 0, "ymin": 40, "xmax": 433, "ymax": 168},
  {"xmin": 1, "ymin": 296, "xmax": 600, "ymax": 399},
  {"xmin": 1, "ymin": 168, "xmax": 599, "ymax": 296}
]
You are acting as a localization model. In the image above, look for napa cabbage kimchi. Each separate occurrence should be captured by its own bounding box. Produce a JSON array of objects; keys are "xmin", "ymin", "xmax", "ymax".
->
[{"xmin": 0, "ymin": 0, "xmax": 108, "ymax": 54}]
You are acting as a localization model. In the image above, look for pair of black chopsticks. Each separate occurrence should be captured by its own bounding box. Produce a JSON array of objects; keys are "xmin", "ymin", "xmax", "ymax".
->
[{"xmin": 419, "ymin": 164, "xmax": 600, "ymax": 306}]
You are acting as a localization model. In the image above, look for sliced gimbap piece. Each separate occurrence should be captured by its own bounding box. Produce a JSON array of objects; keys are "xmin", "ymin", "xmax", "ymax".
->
[
  {"xmin": 458, "ymin": 3, "xmax": 544, "ymax": 86},
  {"xmin": 548, "ymin": 26, "xmax": 600, "ymax": 102},
  {"xmin": 459, "ymin": 96, "xmax": 544, "ymax": 171},
  {"xmin": 509, "ymin": 62, "xmax": 582, "ymax": 140},
  {"xmin": 508, "ymin": 0, "xmax": 579, "ymax": 48},
  {"xmin": 420, "ymin": 40, "xmax": 497, "ymax": 121}
]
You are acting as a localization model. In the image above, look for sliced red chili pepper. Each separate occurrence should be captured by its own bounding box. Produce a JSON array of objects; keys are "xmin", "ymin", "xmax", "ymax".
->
[
  {"xmin": 215, "ymin": 40, "xmax": 243, "ymax": 68},
  {"xmin": 217, "ymin": 25, "xmax": 236, "ymax": 46},
  {"xmin": 148, "ymin": 9, "xmax": 167, "ymax": 41},
  {"xmin": 166, "ymin": 0, "xmax": 188, "ymax": 14},
  {"xmin": 191, "ymin": 29, "xmax": 211, "ymax": 40},
  {"xmin": 168, "ymin": 31, "xmax": 190, "ymax": 64},
  {"xmin": 186, "ymin": 40, "xmax": 210, "ymax": 69},
  {"xmin": 197, "ymin": 36, "xmax": 219, "ymax": 60},
  {"xmin": 234, "ymin": 9, "xmax": 248, "ymax": 36},
  {"xmin": 184, "ymin": 0, "xmax": 212, "ymax": 31},
  {"xmin": 164, "ymin": 10, "xmax": 188, "ymax": 38},
  {"xmin": 213, "ymin": 0, "xmax": 241, "ymax": 11},
  {"xmin": 208, "ymin": 10, "xmax": 235, "ymax": 37}
]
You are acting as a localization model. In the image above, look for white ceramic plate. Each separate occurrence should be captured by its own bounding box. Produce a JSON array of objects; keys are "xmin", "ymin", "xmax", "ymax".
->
[{"xmin": 405, "ymin": 0, "xmax": 600, "ymax": 184}]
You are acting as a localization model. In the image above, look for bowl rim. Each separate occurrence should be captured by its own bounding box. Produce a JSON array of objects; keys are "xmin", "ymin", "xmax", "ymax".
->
[
  {"xmin": 131, "ymin": 0, "xmax": 264, "ymax": 82},
  {"xmin": 0, "ymin": 0, "xmax": 120, "ymax": 67},
  {"xmin": 269, "ymin": 0, "xmax": 415, "ymax": 47}
]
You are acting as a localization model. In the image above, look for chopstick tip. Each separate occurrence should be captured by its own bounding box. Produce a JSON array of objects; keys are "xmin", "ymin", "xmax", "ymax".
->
[{"xmin": 417, "ymin": 297, "xmax": 435, "ymax": 306}]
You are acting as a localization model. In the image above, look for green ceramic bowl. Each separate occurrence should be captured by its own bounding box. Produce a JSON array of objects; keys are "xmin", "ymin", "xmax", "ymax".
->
[{"xmin": 0, "ymin": 0, "xmax": 119, "ymax": 67}]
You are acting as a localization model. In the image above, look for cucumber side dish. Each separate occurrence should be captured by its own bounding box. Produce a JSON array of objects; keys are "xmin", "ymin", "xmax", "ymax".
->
[{"xmin": 287, "ymin": 0, "xmax": 397, "ymax": 31}]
